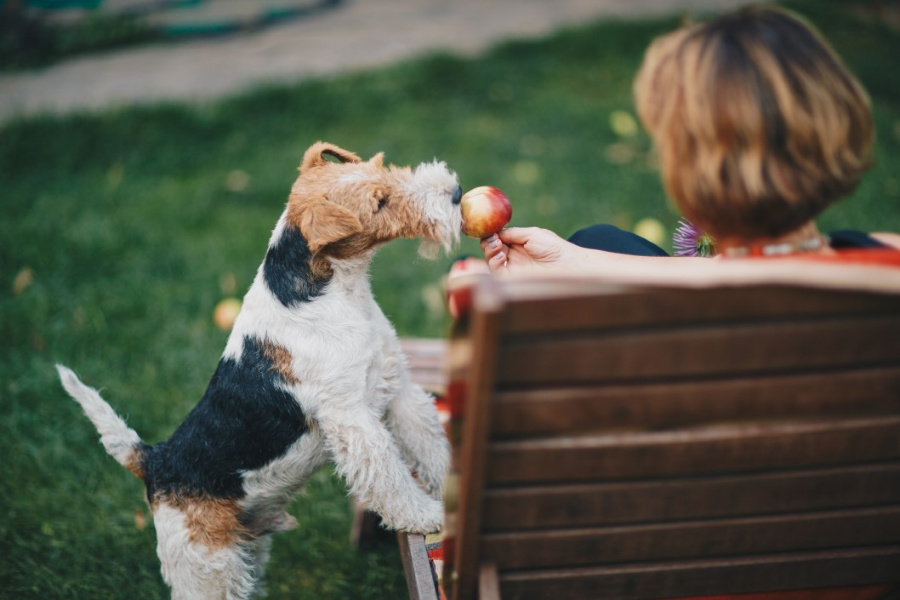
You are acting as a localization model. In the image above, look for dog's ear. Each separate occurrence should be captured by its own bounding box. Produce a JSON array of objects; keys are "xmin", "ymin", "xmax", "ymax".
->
[
  {"xmin": 290, "ymin": 195, "xmax": 364, "ymax": 252},
  {"xmin": 300, "ymin": 142, "xmax": 362, "ymax": 172},
  {"xmin": 369, "ymin": 152, "xmax": 385, "ymax": 168}
]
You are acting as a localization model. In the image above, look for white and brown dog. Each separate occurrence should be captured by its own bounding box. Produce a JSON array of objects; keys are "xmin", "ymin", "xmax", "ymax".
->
[{"xmin": 56, "ymin": 141, "xmax": 461, "ymax": 599}]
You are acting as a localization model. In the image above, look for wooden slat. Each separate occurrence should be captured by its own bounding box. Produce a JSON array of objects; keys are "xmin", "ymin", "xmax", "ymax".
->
[
  {"xmin": 500, "ymin": 285, "xmax": 900, "ymax": 335},
  {"xmin": 398, "ymin": 533, "xmax": 439, "ymax": 600},
  {"xmin": 451, "ymin": 308, "xmax": 503, "ymax": 600},
  {"xmin": 481, "ymin": 505, "xmax": 900, "ymax": 570},
  {"xmin": 401, "ymin": 338, "xmax": 448, "ymax": 393},
  {"xmin": 492, "ymin": 366, "xmax": 900, "ymax": 436},
  {"xmin": 487, "ymin": 417, "xmax": 900, "ymax": 484},
  {"xmin": 479, "ymin": 563, "xmax": 501, "ymax": 600},
  {"xmin": 497, "ymin": 315, "xmax": 900, "ymax": 385},
  {"xmin": 481, "ymin": 462, "xmax": 900, "ymax": 530},
  {"xmin": 497, "ymin": 546, "xmax": 900, "ymax": 600},
  {"xmin": 400, "ymin": 338, "xmax": 447, "ymax": 368}
]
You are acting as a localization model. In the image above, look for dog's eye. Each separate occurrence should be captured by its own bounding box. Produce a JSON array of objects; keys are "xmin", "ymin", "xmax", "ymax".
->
[{"xmin": 376, "ymin": 196, "xmax": 389, "ymax": 211}]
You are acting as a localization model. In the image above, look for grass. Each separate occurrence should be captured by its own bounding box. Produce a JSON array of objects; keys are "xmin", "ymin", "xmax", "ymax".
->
[{"xmin": 2, "ymin": 2, "xmax": 899, "ymax": 598}]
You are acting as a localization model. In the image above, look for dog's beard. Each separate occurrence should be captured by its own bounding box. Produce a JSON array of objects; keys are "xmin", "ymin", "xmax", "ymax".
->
[
  {"xmin": 418, "ymin": 239, "xmax": 443, "ymax": 260},
  {"xmin": 419, "ymin": 240, "xmax": 440, "ymax": 260},
  {"xmin": 418, "ymin": 220, "xmax": 460, "ymax": 259},
  {"xmin": 409, "ymin": 160, "xmax": 463, "ymax": 259}
]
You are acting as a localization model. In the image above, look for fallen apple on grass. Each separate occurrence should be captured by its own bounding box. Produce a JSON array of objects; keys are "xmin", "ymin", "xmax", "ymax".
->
[
  {"xmin": 213, "ymin": 297, "xmax": 242, "ymax": 331},
  {"xmin": 460, "ymin": 186, "xmax": 512, "ymax": 238}
]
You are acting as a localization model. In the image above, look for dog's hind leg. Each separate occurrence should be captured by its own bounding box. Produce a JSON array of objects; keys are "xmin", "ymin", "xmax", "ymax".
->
[
  {"xmin": 247, "ymin": 535, "xmax": 273, "ymax": 599},
  {"xmin": 384, "ymin": 381, "xmax": 450, "ymax": 500},
  {"xmin": 153, "ymin": 501, "xmax": 261, "ymax": 600},
  {"xmin": 318, "ymin": 402, "xmax": 444, "ymax": 534}
]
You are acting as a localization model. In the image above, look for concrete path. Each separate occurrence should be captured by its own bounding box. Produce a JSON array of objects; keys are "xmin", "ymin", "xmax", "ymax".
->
[{"xmin": 0, "ymin": 0, "xmax": 752, "ymax": 122}]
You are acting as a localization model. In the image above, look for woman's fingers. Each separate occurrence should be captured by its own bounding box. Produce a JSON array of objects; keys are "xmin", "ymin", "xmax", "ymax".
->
[
  {"xmin": 487, "ymin": 248, "xmax": 508, "ymax": 270},
  {"xmin": 496, "ymin": 227, "xmax": 537, "ymax": 245}
]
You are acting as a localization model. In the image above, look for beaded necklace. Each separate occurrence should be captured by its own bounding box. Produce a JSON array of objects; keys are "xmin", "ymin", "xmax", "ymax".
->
[{"xmin": 723, "ymin": 234, "xmax": 829, "ymax": 258}]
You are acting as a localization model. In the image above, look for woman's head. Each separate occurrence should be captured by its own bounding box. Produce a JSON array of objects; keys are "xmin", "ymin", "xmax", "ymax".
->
[{"xmin": 633, "ymin": 6, "xmax": 873, "ymax": 242}]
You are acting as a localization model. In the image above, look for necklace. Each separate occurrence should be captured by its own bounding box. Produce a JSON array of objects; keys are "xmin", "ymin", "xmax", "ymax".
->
[{"xmin": 724, "ymin": 234, "xmax": 829, "ymax": 258}]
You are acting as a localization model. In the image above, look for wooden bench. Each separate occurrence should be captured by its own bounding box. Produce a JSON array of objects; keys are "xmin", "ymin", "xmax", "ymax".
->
[{"xmin": 399, "ymin": 257, "xmax": 900, "ymax": 600}]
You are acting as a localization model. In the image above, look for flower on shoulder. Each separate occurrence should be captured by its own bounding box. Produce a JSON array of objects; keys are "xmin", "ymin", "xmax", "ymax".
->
[{"xmin": 673, "ymin": 218, "xmax": 717, "ymax": 257}]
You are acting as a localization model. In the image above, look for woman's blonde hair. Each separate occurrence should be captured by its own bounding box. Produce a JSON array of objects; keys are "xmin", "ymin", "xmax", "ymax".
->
[{"xmin": 633, "ymin": 5, "xmax": 873, "ymax": 241}]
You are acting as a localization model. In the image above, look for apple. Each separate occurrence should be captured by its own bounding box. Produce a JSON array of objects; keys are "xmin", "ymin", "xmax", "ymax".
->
[
  {"xmin": 446, "ymin": 256, "xmax": 490, "ymax": 318},
  {"xmin": 460, "ymin": 186, "xmax": 512, "ymax": 238},
  {"xmin": 213, "ymin": 297, "xmax": 242, "ymax": 331}
]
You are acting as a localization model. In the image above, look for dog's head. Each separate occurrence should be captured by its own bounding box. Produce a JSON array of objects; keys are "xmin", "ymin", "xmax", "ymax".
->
[{"xmin": 285, "ymin": 142, "xmax": 462, "ymax": 262}]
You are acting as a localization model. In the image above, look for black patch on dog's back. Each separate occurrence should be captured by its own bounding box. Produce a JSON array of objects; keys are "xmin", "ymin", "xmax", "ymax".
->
[
  {"xmin": 263, "ymin": 225, "xmax": 331, "ymax": 307},
  {"xmin": 144, "ymin": 336, "xmax": 308, "ymax": 499}
]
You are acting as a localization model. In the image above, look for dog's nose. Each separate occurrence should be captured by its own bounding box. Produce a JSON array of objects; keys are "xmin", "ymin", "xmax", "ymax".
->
[{"xmin": 451, "ymin": 185, "xmax": 463, "ymax": 205}]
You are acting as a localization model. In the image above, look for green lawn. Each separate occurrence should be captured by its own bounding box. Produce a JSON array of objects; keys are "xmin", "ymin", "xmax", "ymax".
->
[{"xmin": 2, "ymin": 2, "xmax": 899, "ymax": 598}]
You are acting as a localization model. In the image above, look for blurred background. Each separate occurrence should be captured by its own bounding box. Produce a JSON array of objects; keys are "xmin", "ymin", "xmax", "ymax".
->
[{"xmin": 2, "ymin": 0, "xmax": 899, "ymax": 598}]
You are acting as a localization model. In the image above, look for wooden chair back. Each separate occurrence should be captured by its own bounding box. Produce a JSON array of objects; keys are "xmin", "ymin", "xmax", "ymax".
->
[{"xmin": 441, "ymin": 260, "xmax": 900, "ymax": 600}]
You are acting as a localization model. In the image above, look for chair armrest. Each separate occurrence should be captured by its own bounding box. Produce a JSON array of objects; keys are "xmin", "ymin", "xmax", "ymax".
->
[{"xmin": 398, "ymin": 532, "xmax": 440, "ymax": 600}]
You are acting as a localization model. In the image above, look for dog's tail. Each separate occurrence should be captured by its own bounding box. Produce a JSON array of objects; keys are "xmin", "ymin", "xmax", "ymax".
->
[{"xmin": 56, "ymin": 365, "xmax": 149, "ymax": 480}]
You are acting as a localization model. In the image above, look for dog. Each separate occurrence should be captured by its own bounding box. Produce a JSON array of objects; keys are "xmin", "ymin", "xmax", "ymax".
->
[{"xmin": 57, "ymin": 141, "xmax": 461, "ymax": 599}]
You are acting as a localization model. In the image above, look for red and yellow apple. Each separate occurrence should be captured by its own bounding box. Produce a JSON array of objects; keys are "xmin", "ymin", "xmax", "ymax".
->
[{"xmin": 460, "ymin": 186, "xmax": 512, "ymax": 238}]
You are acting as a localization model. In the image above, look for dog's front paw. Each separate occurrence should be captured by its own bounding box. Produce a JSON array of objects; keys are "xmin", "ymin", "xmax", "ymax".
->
[
  {"xmin": 382, "ymin": 495, "xmax": 444, "ymax": 534},
  {"xmin": 404, "ymin": 496, "xmax": 445, "ymax": 534},
  {"xmin": 418, "ymin": 470, "xmax": 446, "ymax": 502},
  {"xmin": 416, "ymin": 437, "xmax": 451, "ymax": 501}
]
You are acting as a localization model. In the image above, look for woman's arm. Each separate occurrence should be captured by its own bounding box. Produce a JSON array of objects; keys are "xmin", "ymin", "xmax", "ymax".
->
[
  {"xmin": 871, "ymin": 232, "xmax": 900, "ymax": 249},
  {"xmin": 480, "ymin": 227, "xmax": 704, "ymax": 274}
]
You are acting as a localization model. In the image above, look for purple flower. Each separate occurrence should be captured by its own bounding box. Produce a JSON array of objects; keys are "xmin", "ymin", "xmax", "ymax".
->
[{"xmin": 673, "ymin": 218, "xmax": 717, "ymax": 257}]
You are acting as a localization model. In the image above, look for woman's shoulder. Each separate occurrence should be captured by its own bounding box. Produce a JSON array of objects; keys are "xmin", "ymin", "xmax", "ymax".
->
[
  {"xmin": 828, "ymin": 229, "xmax": 898, "ymax": 250},
  {"xmin": 807, "ymin": 248, "xmax": 900, "ymax": 267},
  {"xmin": 817, "ymin": 230, "xmax": 900, "ymax": 266}
]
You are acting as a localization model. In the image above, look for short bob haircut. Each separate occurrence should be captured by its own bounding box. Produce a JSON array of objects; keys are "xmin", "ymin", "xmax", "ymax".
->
[{"xmin": 633, "ymin": 5, "xmax": 873, "ymax": 242}]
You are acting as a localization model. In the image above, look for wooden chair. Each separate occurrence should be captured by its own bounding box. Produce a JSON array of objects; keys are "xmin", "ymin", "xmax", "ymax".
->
[{"xmin": 399, "ymin": 257, "xmax": 900, "ymax": 600}]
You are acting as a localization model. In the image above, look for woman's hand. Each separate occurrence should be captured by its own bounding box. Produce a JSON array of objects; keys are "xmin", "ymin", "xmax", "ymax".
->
[{"xmin": 480, "ymin": 227, "xmax": 575, "ymax": 273}]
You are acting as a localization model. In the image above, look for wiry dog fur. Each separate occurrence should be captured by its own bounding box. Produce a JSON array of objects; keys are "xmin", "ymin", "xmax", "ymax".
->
[{"xmin": 57, "ymin": 141, "xmax": 461, "ymax": 600}]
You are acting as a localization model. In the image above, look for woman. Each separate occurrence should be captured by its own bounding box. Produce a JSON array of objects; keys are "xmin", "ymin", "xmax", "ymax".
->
[
  {"xmin": 469, "ymin": 7, "xmax": 899, "ymax": 599},
  {"xmin": 479, "ymin": 5, "xmax": 900, "ymax": 273}
]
